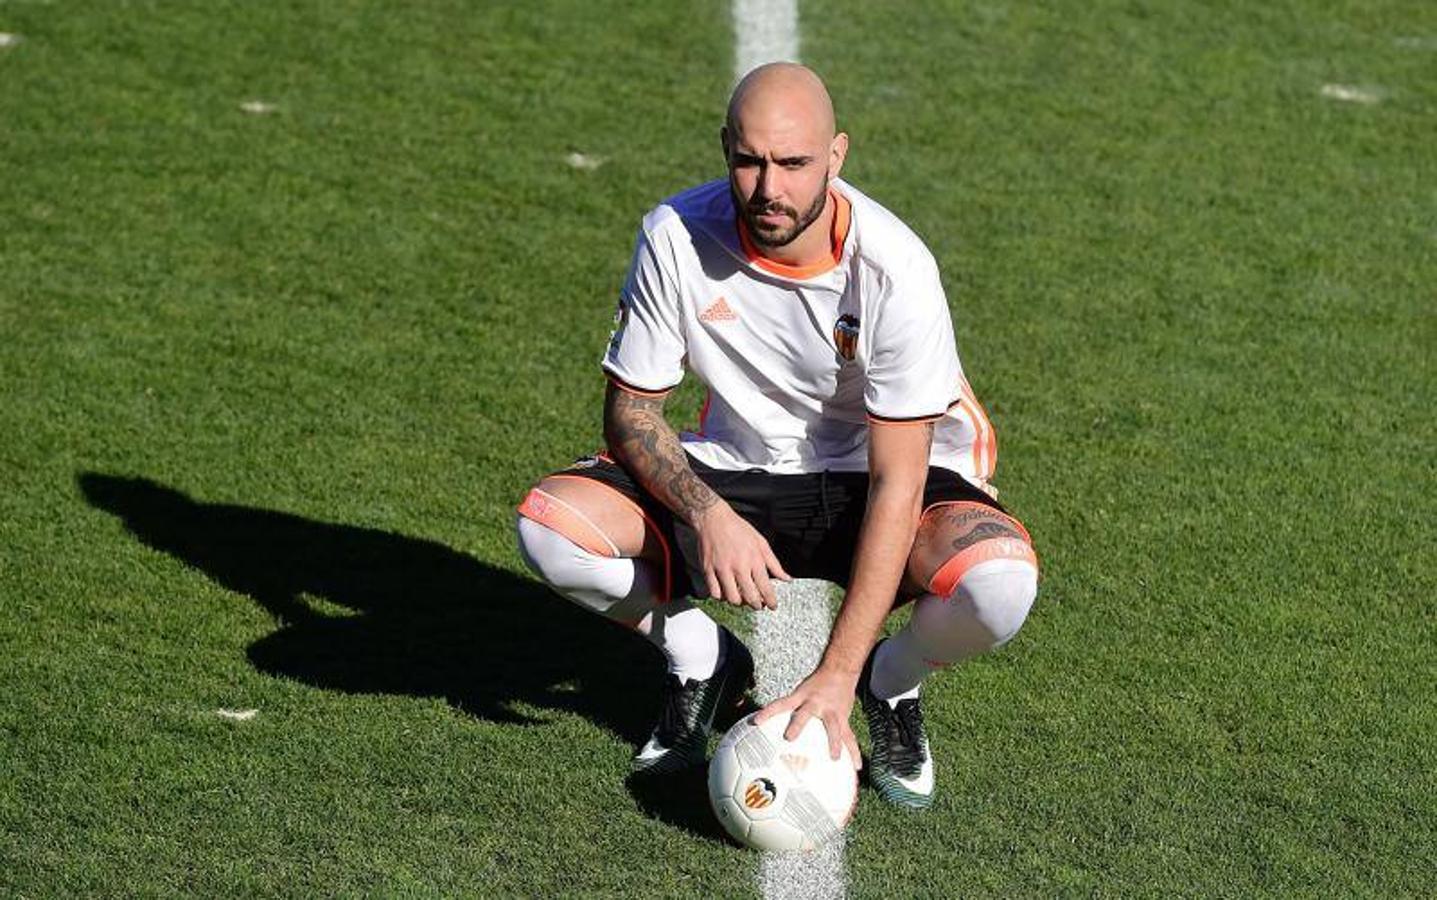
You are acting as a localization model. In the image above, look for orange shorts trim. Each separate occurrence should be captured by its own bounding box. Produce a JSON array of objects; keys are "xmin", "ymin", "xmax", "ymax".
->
[
  {"xmin": 516, "ymin": 488, "xmax": 619, "ymax": 559},
  {"xmin": 927, "ymin": 537, "xmax": 1037, "ymax": 599},
  {"xmin": 534, "ymin": 474, "xmax": 676, "ymax": 604}
]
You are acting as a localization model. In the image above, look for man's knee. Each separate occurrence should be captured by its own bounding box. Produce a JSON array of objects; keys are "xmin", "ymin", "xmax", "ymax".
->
[
  {"xmin": 952, "ymin": 556, "xmax": 1037, "ymax": 647},
  {"xmin": 914, "ymin": 504, "xmax": 1039, "ymax": 653},
  {"xmin": 905, "ymin": 555, "xmax": 1037, "ymax": 667},
  {"xmin": 516, "ymin": 515, "xmax": 596, "ymax": 589}
]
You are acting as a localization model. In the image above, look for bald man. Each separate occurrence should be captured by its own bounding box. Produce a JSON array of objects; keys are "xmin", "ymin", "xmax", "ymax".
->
[{"xmin": 516, "ymin": 64, "xmax": 1037, "ymax": 809}]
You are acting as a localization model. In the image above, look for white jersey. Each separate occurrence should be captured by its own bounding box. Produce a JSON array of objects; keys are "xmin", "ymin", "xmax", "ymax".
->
[{"xmin": 602, "ymin": 178, "xmax": 997, "ymax": 484}]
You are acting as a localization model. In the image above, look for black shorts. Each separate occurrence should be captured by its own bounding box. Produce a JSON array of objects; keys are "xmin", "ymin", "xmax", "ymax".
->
[{"xmin": 547, "ymin": 451, "xmax": 1009, "ymax": 601}]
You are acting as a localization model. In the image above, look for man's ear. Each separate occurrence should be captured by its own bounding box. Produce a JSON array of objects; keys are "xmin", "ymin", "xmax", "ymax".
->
[
  {"xmin": 828, "ymin": 132, "xmax": 849, "ymax": 181},
  {"xmin": 720, "ymin": 125, "xmax": 731, "ymax": 161}
]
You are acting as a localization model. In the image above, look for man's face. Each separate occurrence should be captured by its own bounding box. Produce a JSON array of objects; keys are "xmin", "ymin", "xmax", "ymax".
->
[{"xmin": 724, "ymin": 121, "xmax": 834, "ymax": 248}]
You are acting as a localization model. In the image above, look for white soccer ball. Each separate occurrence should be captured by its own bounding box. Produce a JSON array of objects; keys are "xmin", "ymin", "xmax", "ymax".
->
[{"xmin": 707, "ymin": 712, "xmax": 858, "ymax": 851}]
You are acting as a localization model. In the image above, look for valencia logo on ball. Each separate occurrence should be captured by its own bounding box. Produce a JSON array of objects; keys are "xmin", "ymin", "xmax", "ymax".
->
[
  {"xmin": 743, "ymin": 777, "xmax": 778, "ymax": 810},
  {"xmin": 833, "ymin": 314, "xmax": 860, "ymax": 360}
]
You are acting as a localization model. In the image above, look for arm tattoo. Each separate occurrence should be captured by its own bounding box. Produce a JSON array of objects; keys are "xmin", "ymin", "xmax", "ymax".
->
[{"xmin": 604, "ymin": 385, "xmax": 719, "ymax": 523}]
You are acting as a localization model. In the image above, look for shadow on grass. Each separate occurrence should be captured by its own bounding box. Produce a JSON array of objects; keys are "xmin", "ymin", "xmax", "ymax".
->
[{"xmin": 77, "ymin": 472, "xmax": 728, "ymax": 841}]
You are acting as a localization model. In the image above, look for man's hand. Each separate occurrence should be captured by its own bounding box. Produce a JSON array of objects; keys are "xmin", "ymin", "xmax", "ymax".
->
[
  {"xmin": 753, "ymin": 666, "xmax": 862, "ymax": 769},
  {"xmin": 692, "ymin": 503, "xmax": 790, "ymax": 609}
]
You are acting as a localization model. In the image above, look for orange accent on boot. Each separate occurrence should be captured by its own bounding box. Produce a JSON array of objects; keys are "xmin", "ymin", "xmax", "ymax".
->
[
  {"xmin": 516, "ymin": 489, "xmax": 620, "ymax": 559},
  {"xmin": 927, "ymin": 537, "xmax": 1038, "ymax": 599}
]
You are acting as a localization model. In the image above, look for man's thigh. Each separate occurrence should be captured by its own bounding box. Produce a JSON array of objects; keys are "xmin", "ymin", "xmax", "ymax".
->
[
  {"xmin": 519, "ymin": 453, "xmax": 664, "ymax": 561},
  {"xmin": 904, "ymin": 473, "xmax": 1033, "ymax": 599},
  {"xmin": 521, "ymin": 452, "xmax": 757, "ymax": 602},
  {"xmin": 760, "ymin": 466, "xmax": 1027, "ymax": 600}
]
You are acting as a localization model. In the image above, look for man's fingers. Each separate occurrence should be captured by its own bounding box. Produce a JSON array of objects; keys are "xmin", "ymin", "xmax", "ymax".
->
[
  {"xmin": 704, "ymin": 568, "xmax": 722, "ymax": 603},
  {"xmin": 821, "ymin": 713, "xmax": 848, "ymax": 761},
  {"xmin": 783, "ymin": 707, "xmax": 813, "ymax": 742},
  {"xmin": 825, "ymin": 716, "xmax": 842, "ymax": 760},
  {"xmin": 822, "ymin": 717, "xmax": 861, "ymax": 769},
  {"xmin": 717, "ymin": 569, "xmax": 743, "ymax": 607},
  {"xmin": 736, "ymin": 570, "xmax": 765, "ymax": 610},
  {"xmin": 753, "ymin": 566, "xmax": 777, "ymax": 610},
  {"xmin": 753, "ymin": 694, "xmax": 799, "ymax": 726}
]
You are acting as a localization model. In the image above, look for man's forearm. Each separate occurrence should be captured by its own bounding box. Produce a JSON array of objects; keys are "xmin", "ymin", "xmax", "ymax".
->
[
  {"xmin": 820, "ymin": 478, "xmax": 924, "ymax": 679},
  {"xmin": 819, "ymin": 418, "xmax": 934, "ymax": 681},
  {"xmin": 603, "ymin": 383, "xmax": 720, "ymax": 524}
]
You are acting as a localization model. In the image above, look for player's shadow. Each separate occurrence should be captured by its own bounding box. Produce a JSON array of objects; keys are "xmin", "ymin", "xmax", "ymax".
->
[
  {"xmin": 77, "ymin": 472, "xmax": 665, "ymax": 733},
  {"xmin": 77, "ymin": 472, "xmax": 727, "ymax": 840}
]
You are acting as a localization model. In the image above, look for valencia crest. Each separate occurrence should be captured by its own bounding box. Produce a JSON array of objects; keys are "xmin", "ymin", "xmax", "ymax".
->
[{"xmin": 743, "ymin": 777, "xmax": 778, "ymax": 809}]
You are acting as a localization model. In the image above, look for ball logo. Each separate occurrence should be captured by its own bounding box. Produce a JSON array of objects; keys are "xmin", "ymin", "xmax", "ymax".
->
[
  {"xmin": 743, "ymin": 777, "xmax": 778, "ymax": 809},
  {"xmin": 833, "ymin": 314, "xmax": 860, "ymax": 360},
  {"xmin": 779, "ymin": 752, "xmax": 809, "ymax": 773}
]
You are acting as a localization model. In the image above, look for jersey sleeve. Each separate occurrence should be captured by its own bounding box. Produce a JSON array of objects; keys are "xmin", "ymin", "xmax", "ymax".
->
[
  {"xmin": 864, "ymin": 251, "xmax": 961, "ymax": 423},
  {"xmin": 601, "ymin": 226, "xmax": 686, "ymax": 395}
]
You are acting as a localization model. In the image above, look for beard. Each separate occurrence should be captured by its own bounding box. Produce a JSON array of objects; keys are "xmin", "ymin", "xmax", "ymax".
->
[{"xmin": 734, "ymin": 182, "xmax": 829, "ymax": 248}]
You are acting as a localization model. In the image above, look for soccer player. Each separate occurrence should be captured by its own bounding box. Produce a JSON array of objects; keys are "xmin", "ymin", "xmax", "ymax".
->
[{"xmin": 515, "ymin": 63, "xmax": 1037, "ymax": 808}]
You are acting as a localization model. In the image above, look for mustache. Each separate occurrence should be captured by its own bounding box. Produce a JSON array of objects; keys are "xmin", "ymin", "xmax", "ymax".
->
[{"xmin": 747, "ymin": 202, "xmax": 796, "ymax": 218}]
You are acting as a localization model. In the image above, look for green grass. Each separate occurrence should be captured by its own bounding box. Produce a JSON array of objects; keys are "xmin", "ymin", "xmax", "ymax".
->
[{"xmin": 3, "ymin": 0, "xmax": 1435, "ymax": 895}]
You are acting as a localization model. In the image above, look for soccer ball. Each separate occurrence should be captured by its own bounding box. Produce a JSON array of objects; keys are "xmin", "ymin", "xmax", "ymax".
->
[{"xmin": 707, "ymin": 712, "xmax": 858, "ymax": 851}]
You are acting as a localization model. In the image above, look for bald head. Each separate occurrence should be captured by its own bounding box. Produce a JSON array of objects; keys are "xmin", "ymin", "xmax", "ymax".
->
[
  {"xmin": 726, "ymin": 62, "xmax": 836, "ymax": 141},
  {"xmin": 722, "ymin": 64, "xmax": 848, "ymax": 256}
]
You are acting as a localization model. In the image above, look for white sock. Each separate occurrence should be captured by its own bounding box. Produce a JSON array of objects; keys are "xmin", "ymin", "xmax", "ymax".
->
[
  {"xmin": 516, "ymin": 516, "xmax": 722, "ymax": 681},
  {"xmin": 646, "ymin": 601, "xmax": 723, "ymax": 682},
  {"xmin": 870, "ymin": 557, "xmax": 1038, "ymax": 701}
]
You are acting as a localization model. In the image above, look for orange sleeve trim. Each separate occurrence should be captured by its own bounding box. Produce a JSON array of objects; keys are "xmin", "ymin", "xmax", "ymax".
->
[
  {"xmin": 928, "ymin": 537, "xmax": 1037, "ymax": 599},
  {"xmin": 605, "ymin": 372, "xmax": 676, "ymax": 399},
  {"xmin": 736, "ymin": 187, "xmax": 852, "ymax": 280}
]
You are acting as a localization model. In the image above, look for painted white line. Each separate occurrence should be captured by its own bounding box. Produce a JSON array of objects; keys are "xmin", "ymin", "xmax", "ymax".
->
[
  {"xmin": 239, "ymin": 99, "xmax": 277, "ymax": 114},
  {"xmin": 752, "ymin": 581, "xmax": 834, "ymax": 709},
  {"xmin": 0, "ymin": 32, "xmax": 21, "ymax": 48},
  {"xmin": 216, "ymin": 708, "xmax": 258, "ymax": 721},
  {"xmin": 733, "ymin": 0, "xmax": 799, "ymax": 80},
  {"xmin": 754, "ymin": 579, "xmax": 849, "ymax": 900},
  {"xmin": 1319, "ymin": 83, "xmax": 1381, "ymax": 105}
]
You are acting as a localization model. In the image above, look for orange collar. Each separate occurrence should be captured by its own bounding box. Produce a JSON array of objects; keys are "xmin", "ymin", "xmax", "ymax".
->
[{"xmin": 736, "ymin": 187, "xmax": 852, "ymax": 280}]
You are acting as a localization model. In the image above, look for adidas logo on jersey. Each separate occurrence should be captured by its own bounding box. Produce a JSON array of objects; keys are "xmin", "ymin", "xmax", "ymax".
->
[{"xmin": 699, "ymin": 297, "xmax": 738, "ymax": 322}]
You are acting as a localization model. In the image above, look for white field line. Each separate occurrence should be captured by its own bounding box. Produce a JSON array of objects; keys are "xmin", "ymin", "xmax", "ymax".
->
[
  {"xmin": 733, "ymin": 0, "xmax": 799, "ymax": 79},
  {"xmin": 733, "ymin": 3, "xmax": 845, "ymax": 894},
  {"xmin": 753, "ymin": 579, "xmax": 848, "ymax": 900}
]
